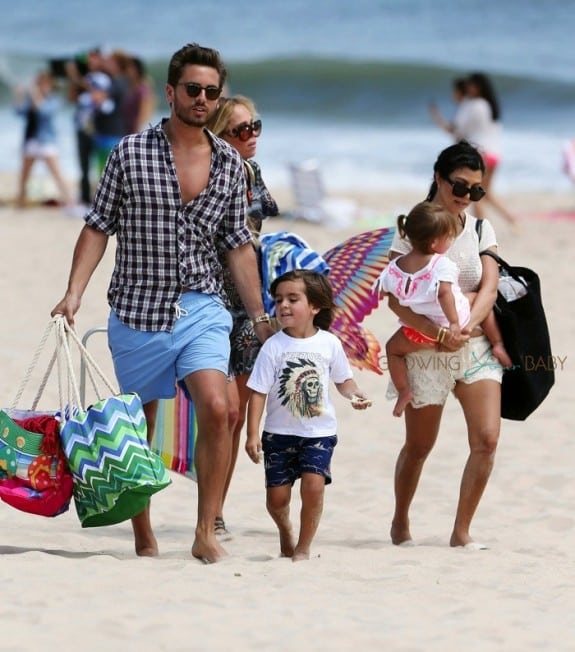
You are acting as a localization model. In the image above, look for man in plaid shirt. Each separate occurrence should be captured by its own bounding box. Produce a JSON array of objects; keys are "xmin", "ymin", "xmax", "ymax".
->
[{"xmin": 52, "ymin": 43, "xmax": 274, "ymax": 563}]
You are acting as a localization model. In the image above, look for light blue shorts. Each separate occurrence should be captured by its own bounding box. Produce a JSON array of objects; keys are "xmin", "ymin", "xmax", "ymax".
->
[{"xmin": 108, "ymin": 291, "xmax": 232, "ymax": 405}]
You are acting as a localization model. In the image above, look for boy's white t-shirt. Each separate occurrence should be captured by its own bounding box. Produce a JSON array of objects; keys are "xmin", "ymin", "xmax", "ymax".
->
[{"xmin": 247, "ymin": 329, "xmax": 353, "ymax": 437}]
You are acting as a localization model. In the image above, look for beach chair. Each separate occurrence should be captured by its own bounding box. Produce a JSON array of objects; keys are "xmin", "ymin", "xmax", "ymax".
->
[
  {"xmin": 288, "ymin": 159, "xmax": 358, "ymax": 227},
  {"xmin": 80, "ymin": 327, "xmax": 197, "ymax": 481}
]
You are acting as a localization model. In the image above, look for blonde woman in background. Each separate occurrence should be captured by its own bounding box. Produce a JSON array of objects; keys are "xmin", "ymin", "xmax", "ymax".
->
[
  {"xmin": 207, "ymin": 95, "xmax": 279, "ymax": 539},
  {"xmin": 14, "ymin": 70, "xmax": 72, "ymax": 207}
]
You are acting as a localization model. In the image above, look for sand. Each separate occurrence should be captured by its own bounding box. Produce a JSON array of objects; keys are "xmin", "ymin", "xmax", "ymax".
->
[{"xmin": 1, "ymin": 175, "xmax": 574, "ymax": 652}]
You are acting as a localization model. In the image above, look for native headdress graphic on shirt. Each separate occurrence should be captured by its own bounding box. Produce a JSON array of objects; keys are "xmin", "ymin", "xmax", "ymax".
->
[{"xmin": 278, "ymin": 356, "xmax": 324, "ymax": 418}]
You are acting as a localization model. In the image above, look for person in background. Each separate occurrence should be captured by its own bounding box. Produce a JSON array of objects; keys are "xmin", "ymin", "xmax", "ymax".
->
[
  {"xmin": 433, "ymin": 72, "xmax": 517, "ymax": 226},
  {"xmin": 14, "ymin": 70, "xmax": 72, "ymax": 208},
  {"xmin": 386, "ymin": 140, "xmax": 504, "ymax": 551},
  {"xmin": 123, "ymin": 56, "xmax": 156, "ymax": 134},
  {"xmin": 91, "ymin": 50, "xmax": 129, "ymax": 174},
  {"xmin": 206, "ymin": 95, "xmax": 279, "ymax": 540},
  {"xmin": 63, "ymin": 47, "xmax": 106, "ymax": 206},
  {"xmin": 51, "ymin": 43, "xmax": 274, "ymax": 563},
  {"xmin": 428, "ymin": 77, "xmax": 468, "ymax": 136},
  {"xmin": 246, "ymin": 270, "xmax": 371, "ymax": 561}
]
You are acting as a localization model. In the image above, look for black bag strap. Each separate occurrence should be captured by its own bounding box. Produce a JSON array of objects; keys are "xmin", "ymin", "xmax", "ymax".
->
[
  {"xmin": 480, "ymin": 249, "xmax": 531, "ymax": 292},
  {"xmin": 475, "ymin": 217, "xmax": 483, "ymax": 240},
  {"xmin": 475, "ymin": 219, "xmax": 530, "ymax": 290}
]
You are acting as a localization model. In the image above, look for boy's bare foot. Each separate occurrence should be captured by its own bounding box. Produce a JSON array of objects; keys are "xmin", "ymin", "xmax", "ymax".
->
[
  {"xmin": 292, "ymin": 547, "xmax": 310, "ymax": 562},
  {"xmin": 491, "ymin": 342, "xmax": 513, "ymax": 369},
  {"xmin": 192, "ymin": 531, "xmax": 228, "ymax": 564},
  {"xmin": 279, "ymin": 524, "xmax": 295, "ymax": 558},
  {"xmin": 393, "ymin": 388, "xmax": 414, "ymax": 417}
]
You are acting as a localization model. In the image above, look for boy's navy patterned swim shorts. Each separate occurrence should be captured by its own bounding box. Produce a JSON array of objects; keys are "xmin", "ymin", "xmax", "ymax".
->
[{"xmin": 262, "ymin": 432, "xmax": 338, "ymax": 487}]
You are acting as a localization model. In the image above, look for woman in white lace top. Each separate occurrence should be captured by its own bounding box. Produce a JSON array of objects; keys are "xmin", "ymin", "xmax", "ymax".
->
[{"xmin": 386, "ymin": 140, "xmax": 504, "ymax": 551}]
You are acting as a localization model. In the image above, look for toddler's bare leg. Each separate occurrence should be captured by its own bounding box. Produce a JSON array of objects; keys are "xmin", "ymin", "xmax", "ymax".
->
[
  {"xmin": 386, "ymin": 329, "xmax": 423, "ymax": 417},
  {"xmin": 466, "ymin": 293, "xmax": 513, "ymax": 368}
]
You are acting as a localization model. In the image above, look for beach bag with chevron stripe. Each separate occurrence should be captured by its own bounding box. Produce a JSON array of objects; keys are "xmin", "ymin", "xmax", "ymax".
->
[
  {"xmin": 80, "ymin": 327, "xmax": 198, "ymax": 483},
  {"xmin": 62, "ymin": 392, "xmax": 171, "ymax": 527},
  {"xmin": 52, "ymin": 316, "xmax": 171, "ymax": 528}
]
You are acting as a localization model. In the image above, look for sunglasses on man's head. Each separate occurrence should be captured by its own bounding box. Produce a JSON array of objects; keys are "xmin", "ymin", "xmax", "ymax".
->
[
  {"xmin": 227, "ymin": 119, "xmax": 262, "ymax": 142},
  {"xmin": 445, "ymin": 177, "xmax": 486, "ymax": 202},
  {"xmin": 176, "ymin": 82, "xmax": 222, "ymax": 101}
]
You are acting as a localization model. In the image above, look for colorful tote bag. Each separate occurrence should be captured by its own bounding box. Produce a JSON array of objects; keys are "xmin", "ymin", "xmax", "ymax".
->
[
  {"xmin": 53, "ymin": 317, "xmax": 171, "ymax": 528},
  {"xmin": 0, "ymin": 410, "xmax": 73, "ymax": 517},
  {"xmin": 61, "ymin": 392, "xmax": 171, "ymax": 527},
  {"xmin": 151, "ymin": 386, "xmax": 198, "ymax": 482},
  {"xmin": 0, "ymin": 320, "xmax": 76, "ymax": 517}
]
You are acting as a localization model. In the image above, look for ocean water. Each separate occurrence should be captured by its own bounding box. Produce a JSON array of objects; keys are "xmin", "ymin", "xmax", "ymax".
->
[{"xmin": 1, "ymin": 0, "xmax": 574, "ymax": 196}]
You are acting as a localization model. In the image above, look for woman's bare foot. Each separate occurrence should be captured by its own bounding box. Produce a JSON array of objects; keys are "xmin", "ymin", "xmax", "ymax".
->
[
  {"xmin": 390, "ymin": 520, "xmax": 413, "ymax": 546},
  {"xmin": 450, "ymin": 532, "xmax": 487, "ymax": 550},
  {"xmin": 393, "ymin": 388, "xmax": 414, "ymax": 417},
  {"xmin": 449, "ymin": 530, "xmax": 473, "ymax": 547}
]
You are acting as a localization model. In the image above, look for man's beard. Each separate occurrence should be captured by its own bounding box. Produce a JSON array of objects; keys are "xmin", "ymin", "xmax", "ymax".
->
[{"xmin": 173, "ymin": 98, "xmax": 213, "ymax": 128}]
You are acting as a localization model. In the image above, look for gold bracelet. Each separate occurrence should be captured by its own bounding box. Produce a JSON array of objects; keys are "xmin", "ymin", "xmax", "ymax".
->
[{"xmin": 436, "ymin": 327, "xmax": 446, "ymax": 344}]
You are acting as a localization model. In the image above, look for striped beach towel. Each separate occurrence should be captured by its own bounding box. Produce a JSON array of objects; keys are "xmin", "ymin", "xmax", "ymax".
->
[
  {"xmin": 259, "ymin": 231, "xmax": 330, "ymax": 315},
  {"xmin": 150, "ymin": 386, "xmax": 197, "ymax": 482}
]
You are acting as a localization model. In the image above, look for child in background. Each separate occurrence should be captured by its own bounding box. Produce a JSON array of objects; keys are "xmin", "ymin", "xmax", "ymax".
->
[
  {"xmin": 246, "ymin": 270, "xmax": 371, "ymax": 561},
  {"xmin": 374, "ymin": 202, "xmax": 512, "ymax": 417}
]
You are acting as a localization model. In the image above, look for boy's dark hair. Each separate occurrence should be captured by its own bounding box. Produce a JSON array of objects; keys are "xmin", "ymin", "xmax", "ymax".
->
[
  {"xmin": 167, "ymin": 43, "xmax": 227, "ymax": 88},
  {"xmin": 426, "ymin": 140, "xmax": 485, "ymax": 202},
  {"xmin": 397, "ymin": 202, "xmax": 458, "ymax": 254},
  {"xmin": 270, "ymin": 270, "xmax": 335, "ymax": 330}
]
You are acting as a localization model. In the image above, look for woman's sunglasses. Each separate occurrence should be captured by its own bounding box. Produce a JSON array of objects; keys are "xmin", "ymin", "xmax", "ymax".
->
[
  {"xmin": 176, "ymin": 82, "xmax": 222, "ymax": 101},
  {"xmin": 227, "ymin": 119, "xmax": 262, "ymax": 142},
  {"xmin": 445, "ymin": 177, "xmax": 486, "ymax": 202}
]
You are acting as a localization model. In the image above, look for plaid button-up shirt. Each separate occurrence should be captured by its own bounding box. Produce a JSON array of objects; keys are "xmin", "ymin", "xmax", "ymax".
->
[{"xmin": 85, "ymin": 121, "xmax": 251, "ymax": 332}]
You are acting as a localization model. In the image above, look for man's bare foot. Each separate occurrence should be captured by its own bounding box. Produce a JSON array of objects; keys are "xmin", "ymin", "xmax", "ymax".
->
[
  {"xmin": 132, "ymin": 507, "xmax": 158, "ymax": 557},
  {"xmin": 393, "ymin": 388, "xmax": 414, "ymax": 417},
  {"xmin": 491, "ymin": 342, "xmax": 513, "ymax": 369},
  {"xmin": 135, "ymin": 534, "xmax": 159, "ymax": 557},
  {"xmin": 390, "ymin": 521, "xmax": 412, "ymax": 546},
  {"xmin": 191, "ymin": 533, "xmax": 228, "ymax": 564}
]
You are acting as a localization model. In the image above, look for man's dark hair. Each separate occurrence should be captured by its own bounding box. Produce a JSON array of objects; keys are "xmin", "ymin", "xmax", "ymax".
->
[{"xmin": 167, "ymin": 43, "xmax": 227, "ymax": 88}]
